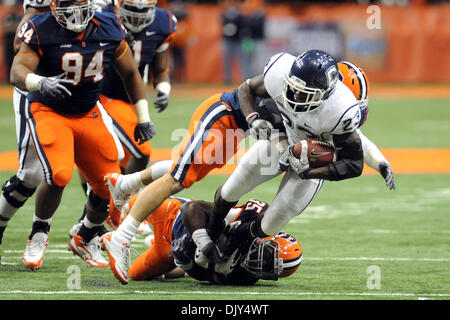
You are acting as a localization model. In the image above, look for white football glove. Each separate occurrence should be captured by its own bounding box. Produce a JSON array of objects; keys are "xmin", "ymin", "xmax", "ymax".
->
[
  {"xmin": 379, "ymin": 162, "xmax": 396, "ymax": 190},
  {"xmin": 247, "ymin": 114, "xmax": 273, "ymax": 140},
  {"xmin": 278, "ymin": 141, "xmax": 310, "ymax": 176}
]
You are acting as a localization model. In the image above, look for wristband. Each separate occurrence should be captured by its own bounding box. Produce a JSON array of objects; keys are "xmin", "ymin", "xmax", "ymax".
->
[
  {"xmin": 155, "ymin": 81, "xmax": 171, "ymax": 96},
  {"xmin": 245, "ymin": 112, "xmax": 259, "ymax": 123},
  {"xmin": 134, "ymin": 99, "xmax": 150, "ymax": 123},
  {"xmin": 25, "ymin": 73, "xmax": 44, "ymax": 92}
]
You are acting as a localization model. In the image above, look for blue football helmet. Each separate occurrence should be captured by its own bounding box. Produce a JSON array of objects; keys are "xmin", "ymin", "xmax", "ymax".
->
[{"xmin": 282, "ymin": 50, "xmax": 339, "ymax": 113}]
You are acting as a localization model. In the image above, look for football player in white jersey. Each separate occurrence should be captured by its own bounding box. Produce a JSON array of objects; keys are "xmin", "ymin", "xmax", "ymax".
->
[
  {"xmin": 0, "ymin": 0, "xmax": 51, "ymax": 266},
  {"xmin": 207, "ymin": 50, "xmax": 366, "ymax": 244}
]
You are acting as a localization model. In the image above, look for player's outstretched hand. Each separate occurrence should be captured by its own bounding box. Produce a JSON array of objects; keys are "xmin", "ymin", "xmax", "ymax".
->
[
  {"xmin": 134, "ymin": 121, "xmax": 156, "ymax": 144},
  {"xmin": 154, "ymin": 92, "xmax": 169, "ymax": 112},
  {"xmin": 379, "ymin": 162, "xmax": 396, "ymax": 190},
  {"xmin": 38, "ymin": 73, "xmax": 73, "ymax": 99}
]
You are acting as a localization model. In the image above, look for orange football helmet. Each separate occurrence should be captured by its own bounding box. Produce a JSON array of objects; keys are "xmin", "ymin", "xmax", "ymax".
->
[
  {"xmin": 338, "ymin": 61, "xmax": 370, "ymax": 126},
  {"xmin": 243, "ymin": 232, "xmax": 303, "ymax": 280},
  {"xmin": 116, "ymin": 0, "xmax": 157, "ymax": 33}
]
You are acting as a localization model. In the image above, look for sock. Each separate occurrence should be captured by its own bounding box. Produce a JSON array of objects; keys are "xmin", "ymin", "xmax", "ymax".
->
[
  {"xmin": 0, "ymin": 195, "xmax": 19, "ymax": 223},
  {"xmin": 120, "ymin": 172, "xmax": 145, "ymax": 194},
  {"xmin": 30, "ymin": 214, "xmax": 52, "ymax": 237},
  {"xmin": 77, "ymin": 216, "xmax": 103, "ymax": 243},
  {"xmin": 151, "ymin": 160, "xmax": 173, "ymax": 180},
  {"xmin": 115, "ymin": 215, "xmax": 139, "ymax": 244}
]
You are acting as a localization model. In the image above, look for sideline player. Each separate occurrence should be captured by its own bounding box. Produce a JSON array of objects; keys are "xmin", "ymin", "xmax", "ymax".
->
[
  {"xmin": 337, "ymin": 61, "xmax": 395, "ymax": 190},
  {"xmin": 207, "ymin": 50, "xmax": 366, "ymax": 248},
  {"xmin": 0, "ymin": 0, "xmax": 51, "ymax": 266},
  {"xmin": 121, "ymin": 194, "xmax": 301, "ymax": 285},
  {"xmin": 11, "ymin": 0, "xmax": 155, "ymax": 269},
  {"xmin": 69, "ymin": 0, "xmax": 177, "ymax": 236},
  {"xmin": 101, "ymin": 91, "xmax": 283, "ymax": 283}
]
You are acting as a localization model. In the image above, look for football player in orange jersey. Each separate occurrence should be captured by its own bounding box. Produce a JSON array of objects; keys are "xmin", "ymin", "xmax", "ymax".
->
[
  {"xmin": 10, "ymin": 0, "xmax": 155, "ymax": 270},
  {"xmin": 338, "ymin": 61, "xmax": 395, "ymax": 190},
  {"xmin": 122, "ymin": 193, "xmax": 302, "ymax": 285}
]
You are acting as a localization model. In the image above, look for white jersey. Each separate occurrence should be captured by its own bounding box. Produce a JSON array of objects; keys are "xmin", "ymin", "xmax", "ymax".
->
[
  {"xmin": 23, "ymin": 0, "xmax": 51, "ymax": 11},
  {"xmin": 263, "ymin": 52, "xmax": 361, "ymax": 146}
]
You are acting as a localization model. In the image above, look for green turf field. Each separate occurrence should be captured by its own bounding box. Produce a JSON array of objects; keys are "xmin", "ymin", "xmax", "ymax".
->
[{"xmin": 0, "ymin": 93, "xmax": 449, "ymax": 300}]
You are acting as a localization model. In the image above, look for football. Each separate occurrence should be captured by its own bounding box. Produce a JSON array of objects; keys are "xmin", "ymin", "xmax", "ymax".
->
[{"xmin": 291, "ymin": 139, "xmax": 335, "ymax": 168}]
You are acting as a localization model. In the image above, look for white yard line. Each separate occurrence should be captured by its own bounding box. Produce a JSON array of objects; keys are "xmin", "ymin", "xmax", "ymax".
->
[{"xmin": 0, "ymin": 290, "xmax": 448, "ymax": 298}]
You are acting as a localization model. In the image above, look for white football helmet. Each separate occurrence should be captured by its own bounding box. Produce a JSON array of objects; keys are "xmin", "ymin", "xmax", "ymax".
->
[
  {"xmin": 116, "ymin": 0, "xmax": 157, "ymax": 33},
  {"xmin": 50, "ymin": 0, "xmax": 95, "ymax": 33}
]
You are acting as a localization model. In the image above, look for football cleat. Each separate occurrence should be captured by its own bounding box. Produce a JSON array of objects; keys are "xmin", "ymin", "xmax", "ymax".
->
[
  {"xmin": 104, "ymin": 173, "xmax": 130, "ymax": 212},
  {"xmin": 68, "ymin": 235, "xmax": 109, "ymax": 267},
  {"xmin": 23, "ymin": 232, "xmax": 49, "ymax": 271},
  {"xmin": 137, "ymin": 220, "xmax": 153, "ymax": 236},
  {"xmin": 68, "ymin": 220, "xmax": 83, "ymax": 239},
  {"xmin": 100, "ymin": 232, "xmax": 130, "ymax": 284}
]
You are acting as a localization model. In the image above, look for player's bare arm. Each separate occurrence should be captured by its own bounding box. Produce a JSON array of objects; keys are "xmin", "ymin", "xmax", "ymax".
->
[
  {"xmin": 151, "ymin": 50, "xmax": 171, "ymax": 112},
  {"xmin": 303, "ymin": 130, "xmax": 364, "ymax": 180},
  {"xmin": 113, "ymin": 40, "xmax": 147, "ymax": 104},
  {"xmin": 113, "ymin": 40, "xmax": 156, "ymax": 142},
  {"xmin": 10, "ymin": 42, "xmax": 40, "ymax": 90},
  {"xmin": 180, "ymin": 200, "xmax": 225, "ymax": 264},
  {"xmin": 239, "ymin": 75, "xmax": 273, "ymax": 139}
]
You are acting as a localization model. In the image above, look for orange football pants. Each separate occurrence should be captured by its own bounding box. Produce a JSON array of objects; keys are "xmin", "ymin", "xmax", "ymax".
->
[
  {"xmin": 99, "ymin": 94, "xmax": 152, "ymax": 169},
  {"xmin": 169, "ymin": 93, "xmax": 245, "ymax": 188},
  {"xmin": 28, "ymin": 102, "xmax": 121, "ymax": 199},
  {"xmin": 129, "ymin": 195, "xmax": 184, "ymax": 280}
]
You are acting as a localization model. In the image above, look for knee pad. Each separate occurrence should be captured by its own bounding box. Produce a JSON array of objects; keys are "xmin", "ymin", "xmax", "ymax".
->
[
  {"xmin": 1, "ymin": 175, "xmax": 37, "ymax": 208},
  {"xmin": 52, "ymin": 168, "xmax": 73, "ymax": 187},
  {"xmin": 87, "ymin": 190, "xmax": 109, "ymax": 213}
]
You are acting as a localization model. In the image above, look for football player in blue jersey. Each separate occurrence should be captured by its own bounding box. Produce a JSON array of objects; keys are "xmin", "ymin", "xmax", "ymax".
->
[
  {"xmin": 68, "ymin": 0, "xmax": 177, "ymax": 238},
  {"xmin": 10, "ymin": 0, "xmax": 156, "ymax": 270}
]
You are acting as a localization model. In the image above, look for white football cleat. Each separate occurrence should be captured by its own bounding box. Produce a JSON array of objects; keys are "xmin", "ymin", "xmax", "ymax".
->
[
  {"xmin": 69, "ymin": 235, "xmax": 109, "ymax": 267},
  {"xmin": 104, "ymin": 173, "xmax": 129, "ymax": 211},
  {"xmin": 144, "ymin": 234, "xmax": 155, "ymax": 248},
  {"xmin": 23, "ymin": 232, "xmax": 49, "ymax": 271},
  {"xmin": 137, "ymin": 220, "xmax": 153, "ymax": 236},
  {"xmin": 100, "ymin": 232, "xmax": 130, "ymax": 284},
  {"xmin": 68, "ymin": 220, "xmax": 83, "ymax": 239}
]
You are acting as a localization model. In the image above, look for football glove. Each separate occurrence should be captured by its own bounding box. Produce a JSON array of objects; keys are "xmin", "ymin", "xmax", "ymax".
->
[
  {"xmin": 38, "ymin": 73, "xmax": 73, "ymax": 99},
  {"xmin": 134, "ymin": 121, "xmax": 156, "ymax": 145},
  {"xmin": 93, "ymin": 0, "xmax": 112, "ymax": 11},
  {"xmin": 247, "ymin": 113, "xmax": 273, "ymax": 140},
  {"xmin": 278, "ymin": 142, "xmax": 310, "ymax": 176},
  {"xmin": 379, "ymin": 162, "xmax": 395, "ymax": 190},
  {"xmin": 154, "ymin": 92, "xmax": 170, "ymax": 112}
]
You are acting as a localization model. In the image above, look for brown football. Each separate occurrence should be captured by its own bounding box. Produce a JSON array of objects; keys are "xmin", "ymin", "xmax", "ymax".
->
[{"xmin": 291, "ymin": 139, "xmax": 335, "ymax": 168}]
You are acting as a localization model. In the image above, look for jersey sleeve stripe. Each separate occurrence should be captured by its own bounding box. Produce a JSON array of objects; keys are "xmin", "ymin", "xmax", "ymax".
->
[
  {"xmin": 263, "ymin": 53, "xmax": 285, "ymax": 77},
  {"xmin": 327, "ymin": 103, "xmax": 360, "ymax": 134},
  {"xmin": 28, "ymin": 19, "xmax": 43, "ymax": 56}
]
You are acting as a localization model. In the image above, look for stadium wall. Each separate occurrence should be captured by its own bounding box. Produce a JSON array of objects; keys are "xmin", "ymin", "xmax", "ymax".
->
[{"xmin": 0, "ymin": 2, "xmax": 449, "ymax": 83}]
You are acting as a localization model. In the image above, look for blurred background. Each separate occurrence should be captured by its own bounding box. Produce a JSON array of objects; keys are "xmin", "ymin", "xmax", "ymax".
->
[{"xmin": 0, "ymin": 0, "xmax": 449, "ymax": 85}]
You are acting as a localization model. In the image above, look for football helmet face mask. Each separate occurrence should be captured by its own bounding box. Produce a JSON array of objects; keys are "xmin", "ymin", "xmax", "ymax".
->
[
  {"xmin": 283, "ymin": 50, "xmax": 339, "ymax": 113},
  {"xmin": 338, "ymin": 61, "xmax": 370, "ymax": 113},
  {"xmin": 50, "ymin": 0, "xmax": 95, "ymax": 33},
  {"xmin": 116, "ymin": 0, "xmax": 157, "ymax": 33},
  {"xmin": 243, "ymin": 232, "xmax": 302, "ymax": 280}
]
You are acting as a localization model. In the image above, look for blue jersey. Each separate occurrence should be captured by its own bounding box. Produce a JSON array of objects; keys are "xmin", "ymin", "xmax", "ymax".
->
[
  {"xmin": 22, "ymin": 12, "xmax": 126, "ymax": 114},
  {"xmin": 101, "ymin": 6, "xmax": 176, "ymax": 102}
]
